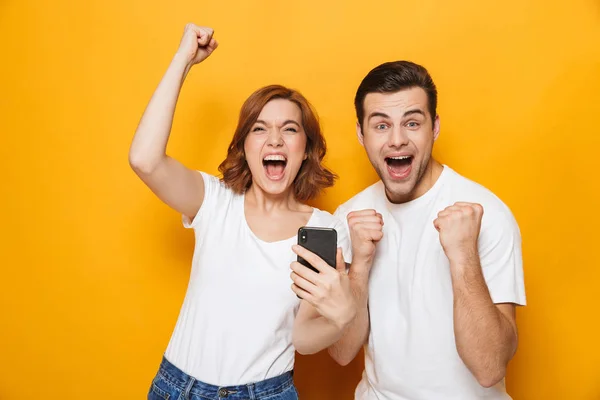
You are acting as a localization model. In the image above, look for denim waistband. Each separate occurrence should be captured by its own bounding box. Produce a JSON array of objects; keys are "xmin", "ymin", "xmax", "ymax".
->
[{"xmin": 157, "ymin": 356, "xmax": 294, "ymax": 399}]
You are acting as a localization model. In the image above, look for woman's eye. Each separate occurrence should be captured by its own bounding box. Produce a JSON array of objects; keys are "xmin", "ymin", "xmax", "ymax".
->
[{"xmin": 252, "ymin": 126, "xmax": 265, "ymax": 132}]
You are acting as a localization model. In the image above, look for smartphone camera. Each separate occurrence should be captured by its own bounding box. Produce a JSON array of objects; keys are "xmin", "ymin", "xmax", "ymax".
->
[{"xmin": 300, "ymin": 229, "xmax": 307, "ymax": 243}]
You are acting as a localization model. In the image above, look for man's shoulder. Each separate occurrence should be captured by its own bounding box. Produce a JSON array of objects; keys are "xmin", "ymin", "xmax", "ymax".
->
[
  {"xmin": 334, "ymin": 181, "xmax": 385, "ymax": 217},
  {"xmin": 443, "ymin": 166, "xmax": 516, "ymax": 224}
]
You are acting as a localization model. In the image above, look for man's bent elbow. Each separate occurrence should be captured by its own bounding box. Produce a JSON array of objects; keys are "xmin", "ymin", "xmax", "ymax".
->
[{"xmin": 475, "ymin": 367, "xmax": 506, "ymax": 388}]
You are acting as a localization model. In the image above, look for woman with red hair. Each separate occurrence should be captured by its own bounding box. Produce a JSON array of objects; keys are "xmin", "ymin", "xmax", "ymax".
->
[{"xmin": 129, "ymin": 23, "xmax": 355, "ymax": 400}]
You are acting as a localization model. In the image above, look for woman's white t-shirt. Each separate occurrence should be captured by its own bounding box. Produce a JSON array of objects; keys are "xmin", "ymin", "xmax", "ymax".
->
[{"xmin": 164, "ymin": 172, "xmax": 351, "ymax": 386}]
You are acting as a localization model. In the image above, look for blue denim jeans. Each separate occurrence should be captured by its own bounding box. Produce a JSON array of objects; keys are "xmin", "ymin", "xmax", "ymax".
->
[{"xmin": 148, "ymin": 356, "xmax": 299, "ymax": 400}]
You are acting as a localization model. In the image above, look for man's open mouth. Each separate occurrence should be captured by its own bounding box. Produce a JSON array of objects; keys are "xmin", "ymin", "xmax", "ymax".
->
[{"xmin": 385, "ymin": 155, "xmax": 413, "ymax": 179}]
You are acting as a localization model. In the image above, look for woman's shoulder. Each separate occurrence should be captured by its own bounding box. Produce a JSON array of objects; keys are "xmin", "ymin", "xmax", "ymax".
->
[
  {"xmin": 309, "ymin": 207, "xmax": 347, "ymax": 231},
  {"xmin": 183, "ymin": 171, "xmax": 240, "ymax": 229},
  {"xmin": 199, "ymin": 171, "xmax": 241, "ymax": 202},
  {"xmin": 308, "ymin": 207, "xmax": 352, "ymax": 261}
]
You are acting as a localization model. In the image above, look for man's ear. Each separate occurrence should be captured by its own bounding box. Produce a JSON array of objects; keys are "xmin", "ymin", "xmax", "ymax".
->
[
  {"xmin": 433, "ymin": 115, "xmax": 441, "ymax": 141},
  {"xmin": 356, "ymin": 121, "xmax": 364, "ymax": 146}
]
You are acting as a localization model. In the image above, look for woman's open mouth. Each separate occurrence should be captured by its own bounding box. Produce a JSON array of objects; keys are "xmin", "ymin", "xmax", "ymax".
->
[{"xmin": 263, "ymin": 154, "xmax": 287, "ymax": 181}]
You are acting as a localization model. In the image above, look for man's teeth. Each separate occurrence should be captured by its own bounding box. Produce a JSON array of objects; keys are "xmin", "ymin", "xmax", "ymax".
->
[
  {"xmin": 388, "ymin": 156, "xmax": 411, "ymax": 160},
  {"xmin": 263, "ymin": 155, "xmax": 286, "ymax": 161}
]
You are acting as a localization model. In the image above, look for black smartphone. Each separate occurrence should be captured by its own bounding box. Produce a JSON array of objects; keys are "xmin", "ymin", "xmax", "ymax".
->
[{"xmin": 297, "ymin": 226, "xmax": 337, "ymax": 273}]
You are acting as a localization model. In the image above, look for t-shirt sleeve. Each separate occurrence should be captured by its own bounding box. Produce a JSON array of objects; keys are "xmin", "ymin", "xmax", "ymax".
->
[
  {"xmin": 331, "ymin": 214, "xmax": 352, "ymax": 265},
  {"xmin": 333, "ymin": 204, "xmax": 353, "ymax": 264},
  {"xmin": 478, "ymin": 204, "xmax": 527, "ymax": 306},
  {"xmin": 182, "ymin": 171, "xmax": 224, "ymax": 230}
]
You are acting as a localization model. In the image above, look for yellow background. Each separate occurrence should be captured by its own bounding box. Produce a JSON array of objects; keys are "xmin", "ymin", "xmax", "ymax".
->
[{"xmin": 1, "ymin": 0, "xmax": 599, "ymax": 399}]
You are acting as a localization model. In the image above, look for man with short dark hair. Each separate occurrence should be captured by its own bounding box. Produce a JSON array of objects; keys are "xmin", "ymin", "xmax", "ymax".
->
[{"xmin": 329, "ymin": 61, "xmax": 526, "ymax": 399}]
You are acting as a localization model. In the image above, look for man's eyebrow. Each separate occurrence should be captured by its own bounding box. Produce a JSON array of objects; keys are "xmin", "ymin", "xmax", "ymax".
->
[
  {"xmin": 403, "ymin": 109, "xmax": 426, "ymax": 118},
  {"xmin": 367, "ymin": 112, "xmax": 391, "ymax": 120}
]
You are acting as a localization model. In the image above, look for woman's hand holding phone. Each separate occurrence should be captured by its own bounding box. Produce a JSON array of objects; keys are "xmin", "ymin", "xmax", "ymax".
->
[{"xmin": 290, "ymin": 245, "xmax": 357, "ymax": 330}]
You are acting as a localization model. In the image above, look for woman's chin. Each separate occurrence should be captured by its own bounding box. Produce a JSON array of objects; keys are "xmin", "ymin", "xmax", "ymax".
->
[{"xmin": 252, "ymin": 175, "xmax": 294, "ymax": 197}]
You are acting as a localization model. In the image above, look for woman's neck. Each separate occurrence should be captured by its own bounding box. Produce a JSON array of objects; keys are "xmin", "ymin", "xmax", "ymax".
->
[{"xmin": 245, "ymin": 184, "xmax": 303, "ymax": 213}]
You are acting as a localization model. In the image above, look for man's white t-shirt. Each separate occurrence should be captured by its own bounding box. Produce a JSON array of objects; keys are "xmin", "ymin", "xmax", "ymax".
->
[
  {"xmin": 164, "ymin": 172, "xmax": 351, "ymax": 386},
  {"xmin": 334, "ymin": 166, "xmax": 526, "ymax": 400}
]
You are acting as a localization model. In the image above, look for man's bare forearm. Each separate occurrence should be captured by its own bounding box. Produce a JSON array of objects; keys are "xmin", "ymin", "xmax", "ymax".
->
[{"xmin": 451, "ymin": 253, "xmax": 518, "ymax": 388}]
